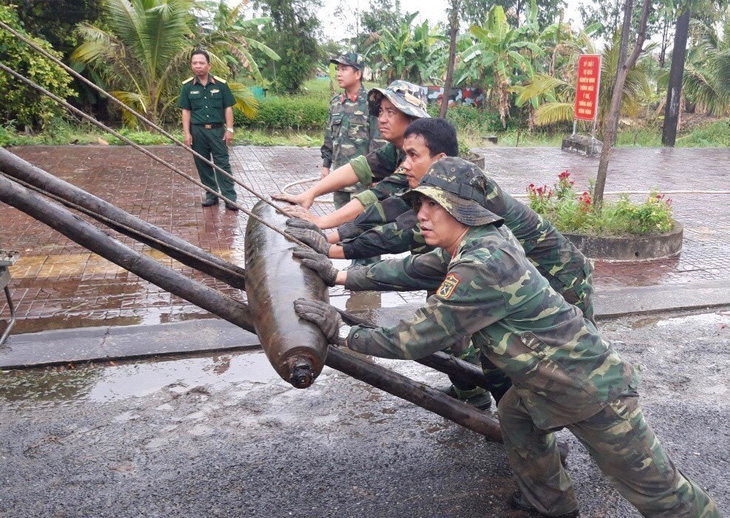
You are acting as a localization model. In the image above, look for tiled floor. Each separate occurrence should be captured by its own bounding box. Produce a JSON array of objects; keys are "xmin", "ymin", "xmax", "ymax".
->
[{"xmin": 1, "ymin": 145, "xmax": 728, "ymax": 333}]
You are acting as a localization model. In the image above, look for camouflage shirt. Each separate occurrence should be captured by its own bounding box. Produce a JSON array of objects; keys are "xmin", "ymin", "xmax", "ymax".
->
[
  {"xmin": 336, "ymin": 174, "xmax": 594, "ymax": 317},
  {"xmin": 348, "ymin": 143, "xmax": 408, "ymax": 206},
  {"xmin": 345, "ymin": 224, "xmax": 637, "ymax": 429},
  {"xmin": 321, "ymin": 86, "xmax": 385, "ymax": 171}
]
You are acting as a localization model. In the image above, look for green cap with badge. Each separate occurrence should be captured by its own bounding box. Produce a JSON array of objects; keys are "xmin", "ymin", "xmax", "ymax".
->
[
  {"xmin": 330, "ymin": 52, "xmax": 366, "ymax": 71},
  {"xmin": 367, "ymin": 80, "xmax": 430, "ymax": 119},
  {"xmin": 402, "ymin": 157, "xmax": 504, "ymax": 227}
]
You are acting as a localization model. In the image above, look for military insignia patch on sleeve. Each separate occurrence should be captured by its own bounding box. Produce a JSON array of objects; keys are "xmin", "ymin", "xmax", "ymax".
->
[{"xmin": 437, "ymin": 273, "xmax": 460, "ymax": 299}]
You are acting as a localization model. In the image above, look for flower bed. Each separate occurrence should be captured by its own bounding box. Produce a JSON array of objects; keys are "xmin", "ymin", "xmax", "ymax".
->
[{"xmin": 527, "ymin": 171, "xmax": 675, "ymax": 236}]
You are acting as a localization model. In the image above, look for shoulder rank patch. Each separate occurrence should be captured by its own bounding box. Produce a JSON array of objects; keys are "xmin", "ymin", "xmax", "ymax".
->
[
  {"xmin": 437, "ymin": 273, "xmax": 460, "ymax": 299},
  {"xmin": 213, "ymin": 75, "xmax": 227, "ymax": 83},
  {"xmin": 182, "ymin": 77, "xmax": 194, "ymax": 84}
]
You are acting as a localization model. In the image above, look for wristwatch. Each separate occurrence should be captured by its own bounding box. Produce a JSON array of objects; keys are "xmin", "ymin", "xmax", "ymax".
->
[{"xmin": 226, "ymin": 127, "xmax": 234, "ymax": 133}]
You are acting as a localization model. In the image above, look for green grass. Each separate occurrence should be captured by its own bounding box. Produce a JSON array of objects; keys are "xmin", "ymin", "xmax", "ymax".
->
[{"xmin": 2, "ymin": 80, "xmax": 728, "ymax": 149}]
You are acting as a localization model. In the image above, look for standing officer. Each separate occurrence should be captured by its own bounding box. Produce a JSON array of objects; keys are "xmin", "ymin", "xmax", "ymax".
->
[
  {"xmin": 322, "ymin": 52, "xmax": 384, "ymax": 211},
  {"xmin": 178, "ymin": 49, "xmax": 238, "ymax": 210}
]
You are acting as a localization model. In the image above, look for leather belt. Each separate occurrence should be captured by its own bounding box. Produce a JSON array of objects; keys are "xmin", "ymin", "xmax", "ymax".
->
[{"xmin": 199, "ymin": 123, "xmax": 223, "ymax": 129}]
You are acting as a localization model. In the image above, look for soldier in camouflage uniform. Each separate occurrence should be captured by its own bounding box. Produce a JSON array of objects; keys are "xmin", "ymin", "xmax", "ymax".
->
[
  {"xmin": 291, "ymin": 157, "xmax": 720, "ymax": 518},
  {"xmin": 273, "ymin": 80, "xmax": 429, "ymax": 231},
  {"xmin": 321, "ymin": 53, "xmax": 385, "ymax": 211},
  {"xmin": 291, "ymin": 118, "xmax": 595, "ymax": 321}
]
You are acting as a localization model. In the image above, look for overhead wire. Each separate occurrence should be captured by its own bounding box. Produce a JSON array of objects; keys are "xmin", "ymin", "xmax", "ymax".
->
[
  {"xmin": 0, "ymin": 20, "xmax": 310, "ymax": 247},
  {"xmin": 0, "ymin": 61, "xmax": 308, "ymax": 250}
]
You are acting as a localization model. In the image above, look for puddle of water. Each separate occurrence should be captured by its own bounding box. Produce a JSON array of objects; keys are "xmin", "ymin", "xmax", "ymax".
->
[{"xmin": 0, "ymin": 352, "xmax": 278, "ymax": 408}]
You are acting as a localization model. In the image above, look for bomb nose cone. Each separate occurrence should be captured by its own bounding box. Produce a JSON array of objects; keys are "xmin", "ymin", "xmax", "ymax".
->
[{"xmin": 290, "ymin": 362, "xmax": 315, "ymax": 388}]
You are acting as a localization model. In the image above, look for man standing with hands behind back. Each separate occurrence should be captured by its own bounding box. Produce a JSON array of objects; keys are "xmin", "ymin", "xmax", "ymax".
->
[
  {"xmin": 178, "ymin": 49, "xmax": 238, "ymax": 211},
  {"xmin": 322, "ymin": 52, "xmax": 384, "ymax": 211}
]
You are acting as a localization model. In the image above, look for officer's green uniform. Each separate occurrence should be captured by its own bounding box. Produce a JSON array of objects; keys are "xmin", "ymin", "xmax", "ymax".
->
[
  {"xmin": 322, "ymin": 53, "xmax": 385, "ymax": 210},
  {"xmin": 340, "ymin": 158, "xmax": 719, "ymax": 518},
  {"xmin": 178, "ymin": 74, "xmax": 237, "ymax": 203}
]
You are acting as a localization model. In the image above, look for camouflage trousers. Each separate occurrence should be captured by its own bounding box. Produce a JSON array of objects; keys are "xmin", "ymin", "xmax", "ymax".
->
[{"xmin": 498, "ymin": 388, "xmax": 720, "ymax": 517}]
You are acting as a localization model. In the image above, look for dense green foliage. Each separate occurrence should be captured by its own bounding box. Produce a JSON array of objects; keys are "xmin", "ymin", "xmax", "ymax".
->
[
  {"xmin": 0, "ymin": 0, "xmax": 103, "ymax": 59},
  {"xmin": 0, "ymin": 5, "xmax": 74, "ymax": 129},
  {"xmin": 251, "ymin": 0, "xmax": 322, "ymax": 93},
  {"xmin": 234, "ymin": 94, "xmax": 328, "ymax": 129},
  {"xmin": 527, "ymin": 171, "xmax": 675, "ymax": 235}
]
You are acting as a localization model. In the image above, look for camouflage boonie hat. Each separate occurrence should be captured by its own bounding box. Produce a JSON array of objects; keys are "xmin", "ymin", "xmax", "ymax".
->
[
  {"xmin": 331, "ymin": 52, "xmax": 365, "ymax": 71},
  {"xmin": 368, "ymin": 80, "xmax": 430, "ymax": 119},
  {"xmin": 402, "ymin": 157, "xmax": 504, "ymax": 227}
]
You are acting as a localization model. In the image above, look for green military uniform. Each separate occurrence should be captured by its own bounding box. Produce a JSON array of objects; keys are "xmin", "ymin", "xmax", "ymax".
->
[
  {"xmin": 178, "ymin": 74, "xmax": 237, "ymax": 203},
  {"xmin": 337, "ymin": 158, "xmax": 719, "ymax": 518},
  {"xmin": 322, "ymin": 53, "xmax": 385, "ymax": 210},
  {"xmin": 335, "ymin": 167, "xmax": 595, "ymax": 319}
]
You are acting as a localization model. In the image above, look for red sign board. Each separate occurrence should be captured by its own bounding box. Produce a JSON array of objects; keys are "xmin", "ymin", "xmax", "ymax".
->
[{"xmin": 574, "ymin": 55, "xmax": 602, "ymax": 121}]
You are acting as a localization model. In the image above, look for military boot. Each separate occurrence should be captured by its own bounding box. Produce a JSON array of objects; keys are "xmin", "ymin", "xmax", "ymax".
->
[
  {"xmin": 439, "ymin": 384, "xmax": 492, "ymax": 410},
  {"xmin": 510, "ymin": 491, "xmax": 580, "ymax": 517}
]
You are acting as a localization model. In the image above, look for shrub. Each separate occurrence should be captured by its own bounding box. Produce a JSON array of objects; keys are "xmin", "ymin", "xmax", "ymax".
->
[
  {"xmin": 0, "ymin": 5, "xmax": 74, "ymax": 130},
  {"xmin": 527, "ymin": 171, "xmax": 675, "ymax": 236},
  {"xmin": 234, "ymin": 95, "xmax": 328, "ymax": 130}
]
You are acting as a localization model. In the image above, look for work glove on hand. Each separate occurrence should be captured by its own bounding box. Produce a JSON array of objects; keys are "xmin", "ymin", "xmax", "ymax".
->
[
  {"xmin": 292, "ymin": 247, "xmax": 338, "ymax": 286},
  {"xmin": 293, "ymin": 298, "xmax": 344, "ymax": 345},
  {"xmin": 286, "ymin": 218, "xmax": 330, "ymax": 255}
]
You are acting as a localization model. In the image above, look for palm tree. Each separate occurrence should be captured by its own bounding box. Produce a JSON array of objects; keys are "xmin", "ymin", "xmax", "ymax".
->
[
  {"xmin": 515, "ymin": 30, "xmax": 652, "ymax": 132},
  {"xmin": 72, "ymin": 0, "xmax": 195, "ymax": 125},
  {"xmin": 72, "ymin": 0, "xmax": 278, "ymax": 125},
  {"xmin": 680, "ymin": 10, "xmax": 730, "ymax": 116}
]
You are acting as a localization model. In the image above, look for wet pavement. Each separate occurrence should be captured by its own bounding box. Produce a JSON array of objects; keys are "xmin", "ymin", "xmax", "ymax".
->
[
  {"xmin": 0, "ymin": 309, "xmax": 728, "ymax": 517},
  {"xmin": 1, "ymin": 145, "xmax": 729, "ymax": 335},
  {"xmin": 1, "ymin": 145, "xmax": 729, "ymax": 517}
]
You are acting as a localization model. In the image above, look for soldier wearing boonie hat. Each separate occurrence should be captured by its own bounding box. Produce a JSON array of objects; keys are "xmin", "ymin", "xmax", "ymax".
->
[
  {"xmin": 274, "ymin": 79, "xmax": 431, "ymax": 226},
  {"xmin": 367, "ymin": 79, "xmax": 430, "ymax": 119},
  {"xmin": 292, "ymin": 155, "xmax": 720, "ymax": 518},
  {"xmin": 400, "ymin": 158, "xmax": 503, "ymax": 227}
]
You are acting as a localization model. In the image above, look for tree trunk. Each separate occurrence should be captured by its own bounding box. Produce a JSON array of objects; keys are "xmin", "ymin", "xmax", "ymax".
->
[
  {"xmin": 610, "ymin": 0, "xmax": 634, "ymax": 145},
  {"xmin": 662, "ymin": 3, "xmax": 691, "ymax": 147},
  {"xmin": 440, "ymin": 0, "xmax": 460, "ymax": 119},
  {"xmin": 594, "ymin": 0, "xmax": 652, "ymax": 208}
]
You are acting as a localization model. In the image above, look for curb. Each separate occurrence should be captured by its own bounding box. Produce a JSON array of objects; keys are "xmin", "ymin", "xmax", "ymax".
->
[{"xmin": 2, "ymin": 281, "xmax": 730, "ymax": 370}]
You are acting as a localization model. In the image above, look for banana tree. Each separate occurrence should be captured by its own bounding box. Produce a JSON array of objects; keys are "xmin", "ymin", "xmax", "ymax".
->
[{"xmin": 458, "ymin": 4, "xmax": 543, "ymax": 127}]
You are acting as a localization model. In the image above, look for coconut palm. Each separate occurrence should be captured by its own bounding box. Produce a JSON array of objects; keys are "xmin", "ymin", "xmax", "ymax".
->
[
  {"xmin": 680, "ymin": 10, "xmax": 730, "ymax": 115},
  {"xmin": 72, "ymin": 0, "xmax": 277, "ymax": 126}
]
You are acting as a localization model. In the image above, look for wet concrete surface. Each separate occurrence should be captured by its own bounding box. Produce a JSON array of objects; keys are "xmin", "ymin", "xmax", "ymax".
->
[
  {"xmin": 1, "ymin": 145, "xmax": 729, "ymax": 335},
  {"xmin": 1, "ymin": 145, "xmax": 729, "ymax": 516},
  {"xmin": 0, "ymin": 309, "xmax": 728, "ymax": 517}
]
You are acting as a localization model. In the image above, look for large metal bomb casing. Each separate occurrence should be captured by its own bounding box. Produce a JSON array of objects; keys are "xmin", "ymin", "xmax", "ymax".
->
[{"xmin": 244, "ymin": 201, "xmax": 330, "ymax": 388}]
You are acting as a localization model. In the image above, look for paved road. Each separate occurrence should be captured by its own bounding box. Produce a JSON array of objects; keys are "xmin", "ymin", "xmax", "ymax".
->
[
  {"xmin": 0, "ymin": 309, "xmax": 728, "ymax": 517},
  {"xmin": 0, "ymin": 145, "xmax": 729, "ymax": 517}
]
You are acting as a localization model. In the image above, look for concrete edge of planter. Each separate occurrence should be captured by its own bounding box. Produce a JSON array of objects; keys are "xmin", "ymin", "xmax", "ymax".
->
[{"xmin": 564, "ymin": 222, "xmax": 683, "ymax": 262}]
